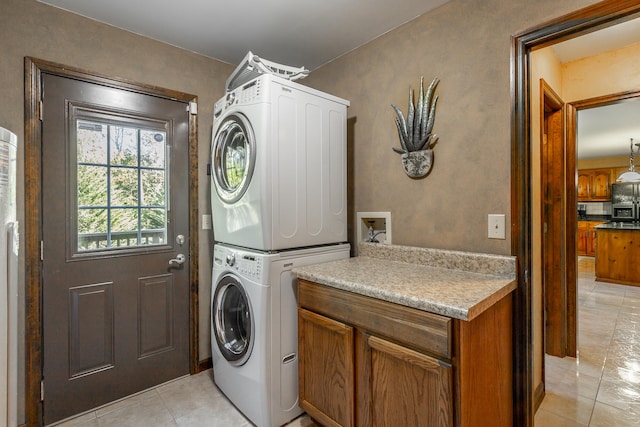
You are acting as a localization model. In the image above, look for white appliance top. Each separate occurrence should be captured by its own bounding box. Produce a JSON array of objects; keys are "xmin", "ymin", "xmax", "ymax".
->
[{"xmin": 225, "ymin": 51, "xmax": 309, "ymax": 93}]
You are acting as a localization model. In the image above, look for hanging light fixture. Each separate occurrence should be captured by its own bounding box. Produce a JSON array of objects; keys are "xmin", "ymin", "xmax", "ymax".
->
[{"xmin": 616, "ymin": 138, "xmax": 640, "ymax": 182}]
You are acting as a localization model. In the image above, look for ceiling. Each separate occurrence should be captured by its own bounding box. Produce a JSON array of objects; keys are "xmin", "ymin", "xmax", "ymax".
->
[
  {"xmin": 36, "ymin": 0, "xmax": 450, "ymax": 71},
  {"xmin": 37, "ymin": 1, "xmax": 640, "ymax": 160}
]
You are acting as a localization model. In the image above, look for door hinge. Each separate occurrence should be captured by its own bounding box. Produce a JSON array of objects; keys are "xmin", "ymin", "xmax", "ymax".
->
[
  {"xmin": 40, "ymin": 380, "xmax": 44, "ymax": 401},
  {"xmin": 38, "ymin": 100, "xmax": 43, "ymax": 121},
  {"xmin": 188, "ymin": 101, "xmax": 198, "ymax": 115},
  {"xmin": 40, "ymin": 240, "xmax": 43, "ymax": 261},
  {"xmin": 543, "ymin": 222, "xmax": 548, "ymax": 233}
]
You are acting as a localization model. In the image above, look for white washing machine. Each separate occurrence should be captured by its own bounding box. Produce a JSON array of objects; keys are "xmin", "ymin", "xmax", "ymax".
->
[
  {"xmin": 211, "ymin": 242, "xmax": 350, "ymax": 427},
  {"xmin": 210, "ymin": 52, "xmax": 350, "ymax": 251}
]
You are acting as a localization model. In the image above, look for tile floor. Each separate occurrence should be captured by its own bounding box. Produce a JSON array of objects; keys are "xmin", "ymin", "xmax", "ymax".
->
[
  {"xmin": 534, "ymin": 257, "xmax": 640, "ymax": 426},
  {"xmin": 52, "ymin": 256, "xmax": 640, "ymax": 426},
  {"xmin": 51, "ymin": 369, "xmax": 316, "ymax": 427}
]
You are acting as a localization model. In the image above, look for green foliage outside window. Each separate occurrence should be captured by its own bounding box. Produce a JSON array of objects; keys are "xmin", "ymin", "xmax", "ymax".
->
[{"xmin": 76, "ymin": 121, "xmax": 167, "ymax": 251}]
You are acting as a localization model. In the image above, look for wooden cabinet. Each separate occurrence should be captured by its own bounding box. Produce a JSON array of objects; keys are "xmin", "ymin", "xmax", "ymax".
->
[
  {"xmin": 578, "ymin": 221, "xmax": 604, "ymax": 256},
  {"xmin": 298, "ymin": 279, "xmax": 513, "ymax": 427},
  {"xmin": 577, "ymin": 169, "xmax": 613, "ymax": 201},
  {"xmin": 596, "ymin": 228, "xmax": 640, "ymax": 286},
  {"xmin": 298, "ymin": 309, "xmax": 355, "ymax": 427}
]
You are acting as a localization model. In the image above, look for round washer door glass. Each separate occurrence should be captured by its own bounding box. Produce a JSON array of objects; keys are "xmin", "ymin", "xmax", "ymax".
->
[
  {"xmin": 213, "ymin": 274, "xmax": 253, "ymax": 365},
  {"xmin": 211, "ymin": 113, "xmax": 256, "ymax": 204}
]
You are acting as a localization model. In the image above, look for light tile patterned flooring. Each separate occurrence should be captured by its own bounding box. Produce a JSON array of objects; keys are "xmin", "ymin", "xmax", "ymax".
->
[
  {"xmin": 52, "ymin": 369, "xmax": 316, "ymax": 427},
  {"xmin": 52, "ymin": 256, "xmax": 640, "ymax": 426},
  {"xmin": 534, "ymin": 257, "xmax": 640, "ymax": 426}
]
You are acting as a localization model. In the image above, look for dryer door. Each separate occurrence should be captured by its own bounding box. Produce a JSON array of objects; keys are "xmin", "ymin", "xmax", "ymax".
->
[
  {"xmin": 211, "ymin": 113, "xmax": 256, "ymax": 204},
  {"xmin": 212, "ymin": 274, "xmax": 254, "ymax": 365}
]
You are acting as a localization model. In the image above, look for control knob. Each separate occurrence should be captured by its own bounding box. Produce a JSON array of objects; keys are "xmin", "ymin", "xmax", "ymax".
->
[{"xmin": 226, "ymin": 253, "xmax": 236, "ymax": 267}]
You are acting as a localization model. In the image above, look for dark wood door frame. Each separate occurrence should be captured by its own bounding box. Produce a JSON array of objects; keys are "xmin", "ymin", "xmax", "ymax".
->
[
  {"xmin": 511, "ymin": 1, "xmax": 640, "ymax": 425},
  {"xmin": 540, "ymin": 79, "xmax": 574, "ymax": 361},
  {"xmin": 24, "ymin": 57, "xmax": 200, "ymax": 426}
]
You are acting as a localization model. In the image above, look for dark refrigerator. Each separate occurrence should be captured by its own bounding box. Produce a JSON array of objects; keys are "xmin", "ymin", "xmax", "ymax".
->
[{"xmin": 611, "ymin": 182, "xmax": 640, "ymax": 221}]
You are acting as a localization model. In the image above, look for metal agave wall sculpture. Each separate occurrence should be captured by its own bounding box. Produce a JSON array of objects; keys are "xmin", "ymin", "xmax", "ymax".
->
[{"xmin": 392, "ymin": 76, "xmax": 440, "ymax": 178}]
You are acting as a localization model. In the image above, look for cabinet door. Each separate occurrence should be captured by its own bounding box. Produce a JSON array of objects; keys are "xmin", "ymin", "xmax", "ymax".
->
[
  {"xmin": 587, "ymin": 229, "xmax": 595, "ymax": 256},
  {"xmin": 577, "ymin": 172, "xmax": 591, "ymax": 201},
  {"xmin": 590, "ymin": 170, "xmax": 611, "ymax": 200},
  {"xmin": 366, "ymin": 335, "xmax": 452, "ymax": 427},
  {"xmin": 299, "ymin": 308, "xmax": 355, "ymax": 427},
  {"xmin": 577, "ymin": 222, "xmax": 589, "ymax": 256}
]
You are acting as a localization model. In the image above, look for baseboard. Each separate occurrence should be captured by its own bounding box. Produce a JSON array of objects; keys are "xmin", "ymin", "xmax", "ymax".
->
[
  {"xmin": 198, "ymin": 357, "xmax": 212, "ymax": 372},
  {"xmin": 533, "ymin": 381, "xmax": 545, "ymax": 413}
]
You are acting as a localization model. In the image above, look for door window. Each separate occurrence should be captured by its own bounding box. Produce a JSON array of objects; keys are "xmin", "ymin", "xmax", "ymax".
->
[
  {"xmin": 75, "ymin": 118, "xmax": 168, "ymax": 252},
  {"xmin": 212, "ymin": 114, "xmax": 255, "ymax": 204}
]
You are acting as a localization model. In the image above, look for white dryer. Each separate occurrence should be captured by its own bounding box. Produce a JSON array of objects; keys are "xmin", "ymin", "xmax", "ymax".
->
[
  {"xmin": 211, "ymin": 242, "xmax": 350, "ymax": 427},
  {"xmin": 210, "ymin": 53, "xmax": 350, "ymax": 251}
]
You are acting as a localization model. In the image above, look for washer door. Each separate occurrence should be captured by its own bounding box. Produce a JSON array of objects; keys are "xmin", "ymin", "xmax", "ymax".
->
[
  {"xmin": 212, "ymin": 274, "xmax": 254, "ymax": 365},
  {"xmin": 211, "ymin": 113, "xmax": 256, "ymax": 204}
]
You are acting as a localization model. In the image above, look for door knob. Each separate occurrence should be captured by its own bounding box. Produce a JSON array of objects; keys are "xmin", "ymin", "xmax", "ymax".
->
[{"xmin": 169, "ymin": 253, "xmax": 186, "ymax": 266}]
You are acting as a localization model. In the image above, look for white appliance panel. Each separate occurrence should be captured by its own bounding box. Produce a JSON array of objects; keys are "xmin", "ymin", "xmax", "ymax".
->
[
  {"xmin": 211, "ymin": 243, "xmax": 350, "ymax": 427},
  {"xmin": 0, "ymin": 126, "xmax": 18, "ymax": 427},
  {"xmin": 211, "ymin": 74, "xmax": 349, "ymax": 251}
]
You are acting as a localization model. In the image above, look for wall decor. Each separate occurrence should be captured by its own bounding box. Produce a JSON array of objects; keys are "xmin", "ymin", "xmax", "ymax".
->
[{"xmin": 392, "ymin": 76, "xmax": 439, "ymax": 178}]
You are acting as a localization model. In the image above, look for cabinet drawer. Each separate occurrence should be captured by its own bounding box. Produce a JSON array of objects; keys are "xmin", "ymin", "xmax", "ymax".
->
[{"xmin": 298, "ymin": 279, "xmax": 452, "ymax": 360}]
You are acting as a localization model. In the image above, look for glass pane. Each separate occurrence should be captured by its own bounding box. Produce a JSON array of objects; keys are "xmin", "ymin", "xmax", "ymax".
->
[
  {"xmin": 77, "ymin": 165, "xmax": 107, "ymax": 206},
  {"xmin": 140, "ymin": 130, "xmax": 166, "ymax": 168},
  {"xmin": 111, "ymin": 168, "xmax": 138, "ymax": 206},
  {"xmin": 111, "ymin": 208, "xmax": 138, "ymax": 232},
  {"xmin": 77, "ymin": 121, "xmax": 108, "ymax": 164},
  {"xmin": 141, "ymin": 170, "xmax": 165, "ymax": 206},
  {"xmin": 223, "ymin": 129, "xmax": 248, "ymax": 191},
  {"xmin": 78, "ymin": 208, "xmax": 108, "ymax": 251},
  {"xmin": 110, "ymin": 126, "xmax": 138, "ymax": 166},
  {"xmin": 78, "ymin": 208, "xmax": 108, "ymax": 235},
  {"xmin": 110, "ymin": 208, "xmax": 138, "ymax": 248},
  {"xmin": 140, "ymin": 208, "xmax": 166, "ymax": 245}
]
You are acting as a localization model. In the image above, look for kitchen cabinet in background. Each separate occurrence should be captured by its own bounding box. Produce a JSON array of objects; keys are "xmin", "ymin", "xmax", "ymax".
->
[
  {"xmin": 577, "ymin": 221, "xmax": 605, "ymax": 256},
  {"xmin": 596, "ymin": 228, "xmax": 640, "ymax": 286},
  {"xmin": 577, "ymin": 169, "xmax": 613, "ymax": 201}
]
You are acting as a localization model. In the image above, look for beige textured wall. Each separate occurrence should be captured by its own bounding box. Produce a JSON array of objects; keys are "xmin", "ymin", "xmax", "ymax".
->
[
  {"xmin": 0, "ymin": 0, "xmax": 235, "ymax": 366},
  {"xmin": 304, "ymin": 0, "xmax": 599, "ymax": 255},
  {"xmin": 562, "ymin": 42, "xmax": 640, "ymax": 101}
]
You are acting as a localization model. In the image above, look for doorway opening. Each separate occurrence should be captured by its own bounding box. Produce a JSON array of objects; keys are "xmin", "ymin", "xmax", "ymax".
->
[{"xmin": 511, "ymin": 1, "xmax": 640, "ymax": 426}]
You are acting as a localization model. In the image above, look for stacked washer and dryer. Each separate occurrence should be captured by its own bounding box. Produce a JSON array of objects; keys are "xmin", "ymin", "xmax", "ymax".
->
[{"xmin": 209, "ymin": 53, "xmax": 350, "ymax": 427}]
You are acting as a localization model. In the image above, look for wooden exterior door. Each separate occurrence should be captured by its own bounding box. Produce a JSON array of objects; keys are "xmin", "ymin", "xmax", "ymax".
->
[{"xmin": 40, "ymin": 72, "xmax": 191, "ymax": 424}]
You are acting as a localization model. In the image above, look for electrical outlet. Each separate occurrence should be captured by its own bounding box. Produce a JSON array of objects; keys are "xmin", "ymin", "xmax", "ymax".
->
[{"xmin": 488, "ymin": 214, "xmax": 506, "ymax": 239}]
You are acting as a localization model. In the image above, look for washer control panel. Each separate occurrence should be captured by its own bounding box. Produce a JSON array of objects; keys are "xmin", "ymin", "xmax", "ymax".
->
[{"xmin": 215, "ymin": 246, "xmax": 264, "ymax": 281}]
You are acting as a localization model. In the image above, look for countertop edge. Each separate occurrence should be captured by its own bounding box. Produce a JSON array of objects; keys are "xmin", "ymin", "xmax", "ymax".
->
[
  {"xmin": 465, "ymin": 279, "xmax": 517, "ymax": 320},
  {"xmin": 293, "ymin": 254, "xmax": 517, "ymax": 321}
]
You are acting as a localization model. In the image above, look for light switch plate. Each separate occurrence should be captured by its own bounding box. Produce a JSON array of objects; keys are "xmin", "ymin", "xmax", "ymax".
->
[
  {"xmin": 488, "ymin": 214, "xmax": 506, "ymax": 239},
  {"xmin": 202, "ymin": 214, "xmax": 212, "ymax": 230}
]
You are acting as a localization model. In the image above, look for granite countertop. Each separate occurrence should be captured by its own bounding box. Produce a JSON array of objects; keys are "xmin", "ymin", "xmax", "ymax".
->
[
  {"xmin": 595, "ymin": 222, "xmax": 640, "ymax": 230},
  {"xmin": 292, "ymin": 243, "xmax": 517, "ymax": 321}
]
